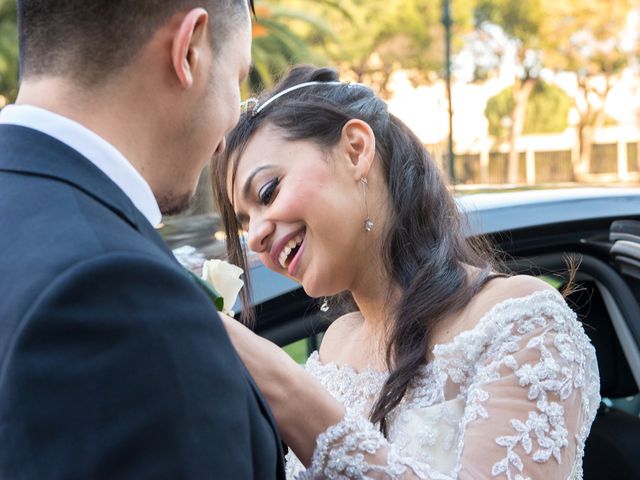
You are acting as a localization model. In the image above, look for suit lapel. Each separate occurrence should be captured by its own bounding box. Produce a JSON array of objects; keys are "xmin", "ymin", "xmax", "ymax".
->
[
  {"xmin": 0, "ymin": 124, "xmax": 178, "ymax": 263},
  {"xmin": 129, "ymin": 205, "xmax": 181, "ymax": 265},
  {"xmin": 1, "ymin": 125, "xmax": 141, "ymax": 225}
]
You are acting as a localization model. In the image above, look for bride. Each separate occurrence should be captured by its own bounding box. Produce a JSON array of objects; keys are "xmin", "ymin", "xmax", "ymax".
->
[{"xmin": 212, "ymin": 65, "xmax": 600, "ymax": 479}]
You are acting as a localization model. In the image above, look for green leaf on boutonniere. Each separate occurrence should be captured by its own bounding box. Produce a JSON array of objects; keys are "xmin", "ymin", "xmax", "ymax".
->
[{"xmin": 187, "ymin": 269, "xmax": 225, "ymax": 312}]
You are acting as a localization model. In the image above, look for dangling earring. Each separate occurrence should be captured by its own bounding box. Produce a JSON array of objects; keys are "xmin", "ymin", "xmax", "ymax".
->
[
  {"xmin": 320, "ymin": 297, "xmax": 330, "ymax": 313},
  {"xmin": 360, "ymin": 177, "xmax": 374, "ymax": 232}
]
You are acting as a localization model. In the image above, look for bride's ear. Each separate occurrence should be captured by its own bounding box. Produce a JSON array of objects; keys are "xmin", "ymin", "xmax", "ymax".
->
[{"xmin": 339, "ymin": 119, "xmax": 376, "ymax": 181}]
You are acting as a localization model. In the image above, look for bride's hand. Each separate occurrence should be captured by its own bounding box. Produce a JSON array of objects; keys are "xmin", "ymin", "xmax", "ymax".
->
[
  {"xmin": 218, "ymin": 312, "xmax": 297, "ymax": 396},
  {"xmin": 218, "ymin": 313, "xmax": 345, "ymax": 466}
]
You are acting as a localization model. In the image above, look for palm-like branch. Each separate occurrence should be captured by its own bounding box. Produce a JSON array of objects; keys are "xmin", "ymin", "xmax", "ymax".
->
[{"xmin": 248, "ymin": 2, "xmax": 342, "ymax": 92}]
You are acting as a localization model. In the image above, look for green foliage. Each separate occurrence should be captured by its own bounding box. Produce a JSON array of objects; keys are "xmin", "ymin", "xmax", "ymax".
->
[
  {"xmin": 252, "ymin": 0, "xmax": 467, "ymax": 93},
  {"xmin": 544, "ymin": 0, "xmax": 636, "ymax": 76},
  {"xmin": 474, "ymin": 0, "xmax": 546, "ymax": 47},
  {"xmin": 0, "ymin": 0, "xmax": 18, "ymax": 104},
  {"xmin": 486, "ymin": 82, "xmax": 571, "ymax": 138},
  {"xmin": 249, "ymin": 2, "xmax": 339, "ymax": 92},
  {"xmin": 282, "ymin": 338, "xmax": 309, "ymax": 364},
  {"xmin": 293, "ymin": 0, "xmax": 475, "ymax": 95}
]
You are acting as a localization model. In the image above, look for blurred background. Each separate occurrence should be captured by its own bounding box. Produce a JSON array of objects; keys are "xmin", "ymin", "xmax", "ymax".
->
[{"xmin": 2, "ymin": 0, "xmax": 640, "ymax": 206}]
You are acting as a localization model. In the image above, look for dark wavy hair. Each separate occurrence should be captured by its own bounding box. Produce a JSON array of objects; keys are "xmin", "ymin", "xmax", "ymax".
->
[{"xmin": 213, "ymin": 65, "xmax": 501, "ymax": 435}]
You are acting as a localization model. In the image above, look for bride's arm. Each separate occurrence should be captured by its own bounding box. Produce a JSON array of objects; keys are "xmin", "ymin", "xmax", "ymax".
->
[
  {"xmin": 221, "ymin": 314, "xmax": 434, "ymax": 478},
  {"xmin": 222, "ymin": 314, "xmax": 442, "ymax": 478}
]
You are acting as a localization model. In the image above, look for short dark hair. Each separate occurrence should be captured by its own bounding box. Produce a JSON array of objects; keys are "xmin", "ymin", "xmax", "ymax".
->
[{"xmin": 18, "ymin": 0, "xmax": 254, "ymax": 85}]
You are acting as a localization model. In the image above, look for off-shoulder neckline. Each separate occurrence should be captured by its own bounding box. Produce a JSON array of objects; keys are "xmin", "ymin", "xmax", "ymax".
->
[{"xmin": 307, "ymin": 289, "xmax": 569, "ymax": 377}]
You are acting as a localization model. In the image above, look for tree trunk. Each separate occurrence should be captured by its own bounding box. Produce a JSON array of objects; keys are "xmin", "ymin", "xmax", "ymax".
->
[
  {"xmin": 574, "ymin": 76, "xmax": 612, "ymax": 180},
  {"xmin": 507, "ymin": 77, "xmax": 536, "ymax": 184},
  {"xmin": 577, "ymin": 122, "xmax": 594, "ymax": 180}
]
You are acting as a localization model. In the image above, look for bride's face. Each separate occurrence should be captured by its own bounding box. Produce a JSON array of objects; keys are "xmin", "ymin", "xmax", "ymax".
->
[{"xmin": 230, "ymin": 124, "xmax": 378, "ymax": 297}]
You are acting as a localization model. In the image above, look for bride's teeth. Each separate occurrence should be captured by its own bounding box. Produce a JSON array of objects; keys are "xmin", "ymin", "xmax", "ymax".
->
[{"xmin": 278, "ymin": 231, "xmax": 306, "ymax": 270}]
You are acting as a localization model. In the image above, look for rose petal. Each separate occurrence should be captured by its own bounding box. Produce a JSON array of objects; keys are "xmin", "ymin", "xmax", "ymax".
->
[{"xmin": 202, "ymin": 259, "xmax": 244, "ymax": 311}]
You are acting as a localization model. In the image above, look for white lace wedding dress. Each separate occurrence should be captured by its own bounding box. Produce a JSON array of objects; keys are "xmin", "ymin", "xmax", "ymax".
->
[{"xmin": 286, "ymin": 290, "xmax": 600, "ymax": 479}]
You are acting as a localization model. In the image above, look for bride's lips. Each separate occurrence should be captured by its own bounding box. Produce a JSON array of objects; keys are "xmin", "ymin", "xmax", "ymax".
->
[
  {"xmin": 287, "ymin": 234, "xmax": 306, "ymax": 277},
  {"xmin": 270, "ymin": 228, "xmax": 305, "ymax": 270}
]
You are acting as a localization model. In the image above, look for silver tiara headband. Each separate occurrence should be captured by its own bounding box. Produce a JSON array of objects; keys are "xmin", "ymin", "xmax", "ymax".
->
[{"xmin": 241, "ymin": 81, "xmax": 365, "ymax": 117}]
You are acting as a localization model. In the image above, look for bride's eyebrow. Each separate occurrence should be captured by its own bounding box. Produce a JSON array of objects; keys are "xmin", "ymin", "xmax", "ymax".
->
[{"xmin": 242, "ymin": 165, "xmax": 275, "ymax": 200}]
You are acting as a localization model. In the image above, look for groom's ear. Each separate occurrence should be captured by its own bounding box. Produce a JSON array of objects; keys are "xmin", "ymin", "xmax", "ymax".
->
[
  {"xmin": 171, "ymin": 8, "xmax": 210, "ymax": 89},
  {"xmin": 339, "ymin": 119, "xmax": 376, "ymax": 181}
]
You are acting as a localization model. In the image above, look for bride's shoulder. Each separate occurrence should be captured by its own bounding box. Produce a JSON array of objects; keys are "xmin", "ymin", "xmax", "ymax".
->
[
  {"xmin": 482, "ymin": 274, "xmax": 557, "ymax": 304},
  {"xmin": 434, "ymin": 275, "xmax": 560, "ymax": 347},
  {"xmin": 318, "ymin": 311, "xmax": 363, "ymax": 363},
  {"xmin": 470, "ymin": 274, "xmax": 560, "ymax": 320}
]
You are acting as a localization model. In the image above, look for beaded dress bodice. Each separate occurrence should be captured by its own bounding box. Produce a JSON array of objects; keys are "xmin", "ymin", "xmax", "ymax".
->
[{"xmin": 286, "ymin": 290, "xmax": 600, "ymax": 480}]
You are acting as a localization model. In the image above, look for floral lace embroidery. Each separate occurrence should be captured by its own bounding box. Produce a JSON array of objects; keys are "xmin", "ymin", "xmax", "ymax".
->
[{"xmin": 286, "ymin": 290, "xmax": 600, "ymax": 480}]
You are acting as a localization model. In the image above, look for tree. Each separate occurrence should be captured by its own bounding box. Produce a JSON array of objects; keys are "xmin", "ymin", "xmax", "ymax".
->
[
  {"xmin": 248, "ymin": 2, "xmax": 340, "ymax": 92},
  {"xmin": 486, "ymin": 81, "xmax": 572, "ymax": 139},
  {"xmin": 302, "ymin": 0, "xmax": 475, "ymax": 98},
  {"xmin": 544, "ymin": 0, "xmax": 637, "ymax": 179},
  {"xmin": 474, "ymin": 0, "xmax": 550, "ymax": 183},
  {"xmin": 0, "ymin": 0, "xmax": 18, "ymax": 105}
]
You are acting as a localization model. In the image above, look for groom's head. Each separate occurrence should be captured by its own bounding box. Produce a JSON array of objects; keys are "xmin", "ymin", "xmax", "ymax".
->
[{"xmin": 17, "ymin": 0, "xmax": 253, "ymax": 215}]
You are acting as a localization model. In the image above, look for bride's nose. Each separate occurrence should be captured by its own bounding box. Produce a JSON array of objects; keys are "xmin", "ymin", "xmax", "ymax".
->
[{"xmin": 247, "ymin": 214, "xmax": 275, "ymax": 254}]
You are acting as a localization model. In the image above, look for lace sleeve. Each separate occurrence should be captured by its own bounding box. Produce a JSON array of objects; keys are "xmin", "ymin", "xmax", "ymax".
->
[
  {"xmin": 456, "ymin": 296, "xmax": 600, "ymax": 479},
  {"xmin": 295, "ymin": 293, "xmax": 600, "ymax": 480}
]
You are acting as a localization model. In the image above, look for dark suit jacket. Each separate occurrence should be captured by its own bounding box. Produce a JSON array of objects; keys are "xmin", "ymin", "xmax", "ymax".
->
[{"xmin": 0, "ymin": 124, "xmax": 286, "ymax": 479}]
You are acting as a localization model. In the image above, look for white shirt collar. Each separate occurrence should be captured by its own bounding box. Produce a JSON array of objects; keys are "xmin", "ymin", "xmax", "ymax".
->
[{"xmin": 0, "ymin": 104, "xmax": 162, "ymax": 227}]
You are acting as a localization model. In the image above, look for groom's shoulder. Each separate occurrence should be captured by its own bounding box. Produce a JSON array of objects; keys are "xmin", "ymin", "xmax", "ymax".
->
[
  {"xmin": 2, "ymin": 165, "xmax": 152, "ymax": 256},
  {"xmin": 0, "ymin": 170, "xmax": 180, "ymax": 319}
]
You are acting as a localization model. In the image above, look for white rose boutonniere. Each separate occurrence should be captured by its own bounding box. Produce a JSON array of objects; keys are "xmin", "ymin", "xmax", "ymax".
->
[{"xmin": 201, "ymin": 259, "xmax": 244, "ymax": 316}]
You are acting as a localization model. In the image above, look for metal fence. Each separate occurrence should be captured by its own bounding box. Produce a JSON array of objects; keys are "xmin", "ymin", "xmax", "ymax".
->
[{"xmin": 434, "ymin": 127, "xmax": 640, "ymax": 185}]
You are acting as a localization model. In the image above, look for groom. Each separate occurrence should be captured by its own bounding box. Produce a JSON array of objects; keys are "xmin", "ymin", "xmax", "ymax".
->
[{"xmin": 0, "ymin": 1, "xmax": 285, "ymax": 478}]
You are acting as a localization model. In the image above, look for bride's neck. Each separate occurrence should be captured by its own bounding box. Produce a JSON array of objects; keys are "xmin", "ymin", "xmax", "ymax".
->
[{"xmin": 351, "ymin": 269, "xmax": 400, "ymax": 337}]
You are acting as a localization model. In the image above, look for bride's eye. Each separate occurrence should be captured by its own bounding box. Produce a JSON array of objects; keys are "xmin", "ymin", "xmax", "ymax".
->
[{"xmin": 258, "ymin": 178, "xmax": 280, "ymax": 206}]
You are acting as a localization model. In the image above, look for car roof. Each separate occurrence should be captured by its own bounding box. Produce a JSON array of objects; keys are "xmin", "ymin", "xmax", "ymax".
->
[{"xmin": 459, "ymin": 187, "xmax": 640, "ymax": 235}]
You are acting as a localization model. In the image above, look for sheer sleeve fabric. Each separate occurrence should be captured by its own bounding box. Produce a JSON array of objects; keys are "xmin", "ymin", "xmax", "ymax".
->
[{"xmin": 295, "ymin": 292, "xmax": 600, "ymax": 480}]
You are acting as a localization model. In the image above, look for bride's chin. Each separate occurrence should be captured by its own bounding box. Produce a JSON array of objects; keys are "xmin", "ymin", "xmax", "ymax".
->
[
  {"xmin": 300, "ymin": 282, "xmax": 323, "ymax": 299},
  {"xmin": 300, "ymin": 282, "xmax": 336, "ymax": 300},
  {"xmin": 300, "ymin": 284, "xmax": 316, "ymax": 297},
  {"xmin": 297, "ymin": 270, "xmax": 335, "ymax": 298}
]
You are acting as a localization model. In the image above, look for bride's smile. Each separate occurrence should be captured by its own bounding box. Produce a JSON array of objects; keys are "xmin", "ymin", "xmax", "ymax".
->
[{"xmin": 272, "ymin": 228, "xmax": 305, "ymax": 273}]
